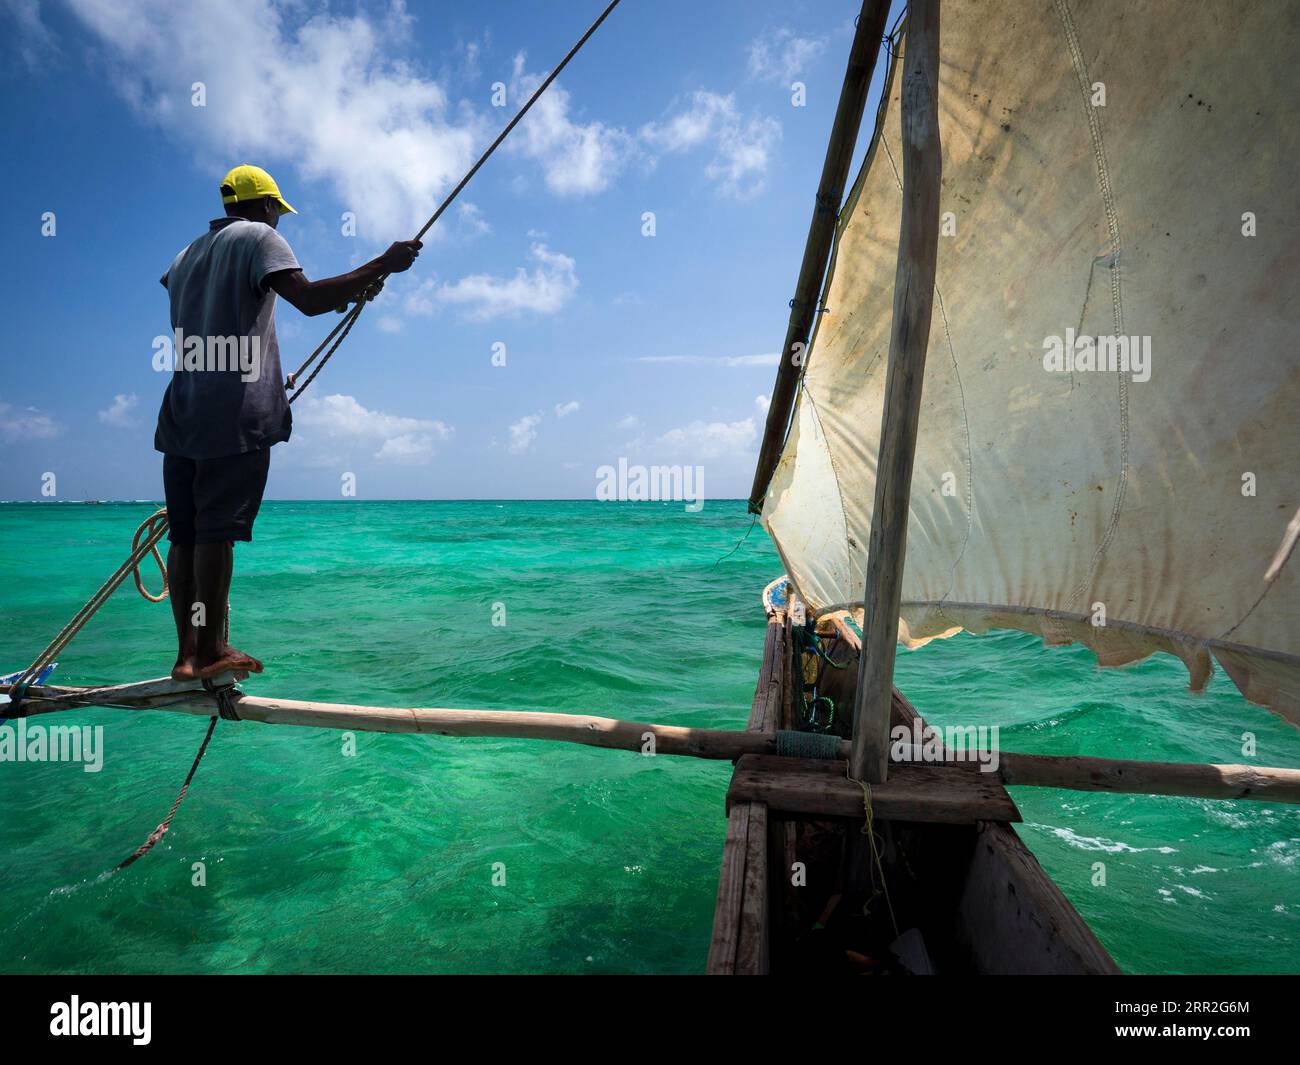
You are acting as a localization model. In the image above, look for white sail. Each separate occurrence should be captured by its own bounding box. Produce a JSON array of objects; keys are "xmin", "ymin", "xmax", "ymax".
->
[{"xmin": 762, "ymin": 0, "xmax": 1300, "ymax": 723}]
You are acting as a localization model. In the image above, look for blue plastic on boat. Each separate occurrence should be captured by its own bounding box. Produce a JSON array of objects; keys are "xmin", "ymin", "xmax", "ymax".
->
[{"xmin": 0, "ymin": 663, "xmax": 56, "ymax": 705}]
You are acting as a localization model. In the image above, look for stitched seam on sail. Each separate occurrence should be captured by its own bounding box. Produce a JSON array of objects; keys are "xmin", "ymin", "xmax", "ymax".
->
[{"xmin": 1055, "ymin": 0, "xmax": 1131, "ymax": 618}]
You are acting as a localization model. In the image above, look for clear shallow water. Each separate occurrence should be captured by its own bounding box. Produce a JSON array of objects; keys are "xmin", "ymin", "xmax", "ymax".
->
[{"xmin": 0, "ymin": 500, "xmax": 1296, "ymax": 974}]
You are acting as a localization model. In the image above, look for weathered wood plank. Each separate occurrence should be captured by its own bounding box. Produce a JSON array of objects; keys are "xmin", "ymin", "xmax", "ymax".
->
[
  {"xmin": 851, "ymin": 0, "xmax": 943, "ymax": 784},
  {"xmin": 733, "ymin": 800, "xmax": 769, "ymax": 975},
  {"xmin": 958, "ymin": 821, "xmax": 1121, "ymax": 974},
  {"xmin": 998, "ymin": 751, "xmax": 1300, "ymax": 804},
  {"xmin": 4, "ymin": 672, "xmax": 244, "ymax": 713},
  {"xmin": 747, "ymin": 615, "xmax": 786, "ymax": 734},
  {"xmin": 728, "ymin": 753, "xmax": 1021, "ymax": 824},
  {"xmin": 705, "ymin": 801, "xmax": 752, "ymax": 974},
  {"xmin": 707, "ymin": 614, "xmax": 789, "ymax": 974}
]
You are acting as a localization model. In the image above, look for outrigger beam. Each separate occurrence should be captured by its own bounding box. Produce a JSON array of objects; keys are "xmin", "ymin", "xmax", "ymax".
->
[
  {"xmin": 9, "ymin": 679, "xmax": 1300, "ymax": 806},
  {"xmin": 7, "ymin": 680, "xmax": 834, "ymax": 762}
]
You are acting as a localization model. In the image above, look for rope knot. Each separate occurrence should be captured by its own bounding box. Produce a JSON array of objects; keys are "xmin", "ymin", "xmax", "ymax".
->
[{"xmin": 202, "ymin": 678, "xmax": 241, "ymax": 721}]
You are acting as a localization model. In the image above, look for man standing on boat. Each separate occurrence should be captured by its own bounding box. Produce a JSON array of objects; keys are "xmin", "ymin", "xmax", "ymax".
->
[{"xmin": 157, "ymin": 164, "xmax": 422, "ymax": 680}]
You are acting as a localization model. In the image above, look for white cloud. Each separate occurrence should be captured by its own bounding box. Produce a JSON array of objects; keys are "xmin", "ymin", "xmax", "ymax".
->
[
  {"xmin": 640, "ymin": 91, "xmax": 735, "ymax": 153},
  {"xmin": 507, "ymin": 412, "xmax": 542, "ymax": 454},
  {"xmin": 455, "ymin": 33, "xmax": 488, "ymax": 82},
  {"xmin": 376, "ymin": 315, "xmax": 404, "ymax": 333},
  {"xmin": 635, "ymin": 352, "xmax": 779, "ymax": 368},
  {"xmin": 65, "ymin": 0, "xmax": 487, "ymax": 239},
  {"xmin": 640, "ymin": 91, "xmax": 781, "ymax": 198},
  {"xmin": 654, "ymin": 418, "xmax": 758, "ymax": 461},
  {"xmin": 747, "ymin": 30, "xmax": 827, "ymax": 85},
  {"xmin": 434, "ymin": 242, "xmax": 578, "ymax": 320},
  {"xmin": 98, "ymin": 393, "xmax": 141, "ymax": 428},
  {"xmin": 374, "ymin": 433, "xmax": 438, "ymax": 464},
  {"xmin": 5, "ymin": 0, "xmax": 59, "ymax": 70},
  {"xmin": 457, "ymin": 201, "xmax": 491, "ymax": 237},
  {"xmin": 755, "ymin": 394, "xmax": 770, "ymax": 414},
  {"xmin": 706, "ymin": 114, "xmax": 781, "ymax": 198},
  {"xmin": 403, "ymin": 278, "xmax": 439, "ymax": 316},
  {"xmin": 554, "ymin": 400, "xmax": 580, "ymax": 418},
  {"xmin": 295, "ymin": 393, "xmax": 451, "ymax": 464},
  {"xmin": 0, "ymin": 401, "xmax": 61, "ymax": 443},
  {"xmin": 615, "ymin": 414, "xmax": 641, "ymax": 431},
  {"xmin": 509, "ymin": 53, "xmax": 634, "ymax": 196}
]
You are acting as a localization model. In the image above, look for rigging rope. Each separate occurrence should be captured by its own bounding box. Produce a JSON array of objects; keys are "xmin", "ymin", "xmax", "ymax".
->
[
  {"xmin": 284, "ymin": 0, "xmax": 622, "ymax": 404},
  {"xmin": 848, "ymin": 772, "xmax": 899, "ymax": 938},
  {"xmin": 112, "ymin": 716, "xmax": 220, "ymax": 874},
  {"xmin": 712, "ymin": 512, "xmax": 758, "ymax": 570},
  {"xmin": 5, "ymin": 507, "xmax": 172, "ymax": 712}
]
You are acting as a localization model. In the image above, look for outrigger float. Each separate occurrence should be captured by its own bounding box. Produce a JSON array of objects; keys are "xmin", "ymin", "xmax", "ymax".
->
[{"xmin": 5, "ymin": 0, "xmax": 1300, "ymax": 973}]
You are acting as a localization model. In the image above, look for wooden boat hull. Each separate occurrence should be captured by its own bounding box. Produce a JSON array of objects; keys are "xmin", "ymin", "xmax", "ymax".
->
[{"xmin": 708, "ymin": 596, "xmax": 1118, "ymax": 975}]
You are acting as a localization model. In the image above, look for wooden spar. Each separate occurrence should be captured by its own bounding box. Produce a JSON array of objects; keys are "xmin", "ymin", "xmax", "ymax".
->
[
  {"xmin": 994, "ymin": 751, "xmax": 1300, "ymax": 804},
  {"xmin": 11, "ymin": 677, "xmax": 1300, "ymax": 805},
  {"xmin": 850, "ymin": 0, "xmax": 943, "ymax": 785},
  {"xmin": 747, "ymin": 0, "xmax": 892, "ymax": 513},
  {"xmin": 8, "ymin": 678, "xmax": 835, "ymax": 762},
  {"xmin": 887, "ymin": 746, "xmax": 1300, "ymax": 804}
]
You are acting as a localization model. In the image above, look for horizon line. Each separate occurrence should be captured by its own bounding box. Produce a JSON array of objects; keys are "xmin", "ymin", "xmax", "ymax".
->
[{"xmin": 0, "ymin": 497, "xmax": 752, "ymax": 504}]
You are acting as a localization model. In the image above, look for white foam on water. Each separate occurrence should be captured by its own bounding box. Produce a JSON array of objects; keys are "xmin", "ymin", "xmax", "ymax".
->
[{"xmin": 1025, "ymin": 822, "xmax": 1178, "ymax": 854}]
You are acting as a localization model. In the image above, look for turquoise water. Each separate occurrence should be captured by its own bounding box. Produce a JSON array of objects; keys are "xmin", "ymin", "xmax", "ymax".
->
[{"xmin": 0, "ymin": 500, "xmax": 1296, "ymax": 974}]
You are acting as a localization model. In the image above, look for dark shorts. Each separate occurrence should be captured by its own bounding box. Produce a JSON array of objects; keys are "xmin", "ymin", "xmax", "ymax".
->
[{"xmin": 163, "ymin": 449, "xmax": 271, "ymax": 545}]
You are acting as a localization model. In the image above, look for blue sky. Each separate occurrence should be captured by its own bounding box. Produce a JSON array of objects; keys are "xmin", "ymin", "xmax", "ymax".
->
[{"xmin": 1, "ymin": 0, "xmax": 895, "ymax": 500}]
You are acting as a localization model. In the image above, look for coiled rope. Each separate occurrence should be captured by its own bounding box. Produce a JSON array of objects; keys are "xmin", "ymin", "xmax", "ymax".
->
[{"xmin": 6, "ymin": 507, "xmax": 172, "ymax": 712}]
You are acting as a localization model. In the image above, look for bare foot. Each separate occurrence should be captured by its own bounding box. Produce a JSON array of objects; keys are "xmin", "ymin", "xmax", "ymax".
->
[
  {"xmin": 172, "ymin": 658, "xmax": 198, "ymax": 681},
  {"xmin": 195, "ymin": 645, "xmax": 264, "ymax": 679}
]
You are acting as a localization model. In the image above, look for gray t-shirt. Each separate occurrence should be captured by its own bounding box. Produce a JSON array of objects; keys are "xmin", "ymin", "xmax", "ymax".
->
[{"xmin": 155, "ymin": 218, "xmax": 301, "ymax": 459}]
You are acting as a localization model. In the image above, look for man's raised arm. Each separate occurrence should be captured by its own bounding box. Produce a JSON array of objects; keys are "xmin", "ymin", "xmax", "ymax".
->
[{"xmin": 268, "ymin": 240, "xmax": 422, "ymax": 317}]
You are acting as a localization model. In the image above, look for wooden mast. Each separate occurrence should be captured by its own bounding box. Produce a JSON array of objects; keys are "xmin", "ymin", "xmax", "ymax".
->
[
  {"xmin": 747, "ymin": 0, "xmax": 892, "ymax": 513},
  {"xmin": 850, "ymin": 0, "xmax": 942, "ymax": 784}
]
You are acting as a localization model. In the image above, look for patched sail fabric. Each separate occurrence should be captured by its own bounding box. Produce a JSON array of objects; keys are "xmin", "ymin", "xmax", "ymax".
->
[{"xmin": 761, "ymin": 0, "xmax": 1300, "ymax": 723}]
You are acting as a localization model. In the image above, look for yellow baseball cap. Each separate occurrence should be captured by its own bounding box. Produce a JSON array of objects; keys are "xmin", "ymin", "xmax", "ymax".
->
[{"xmin": 219, "ymin": 164, "xmax": 297, "ymax": 215}]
